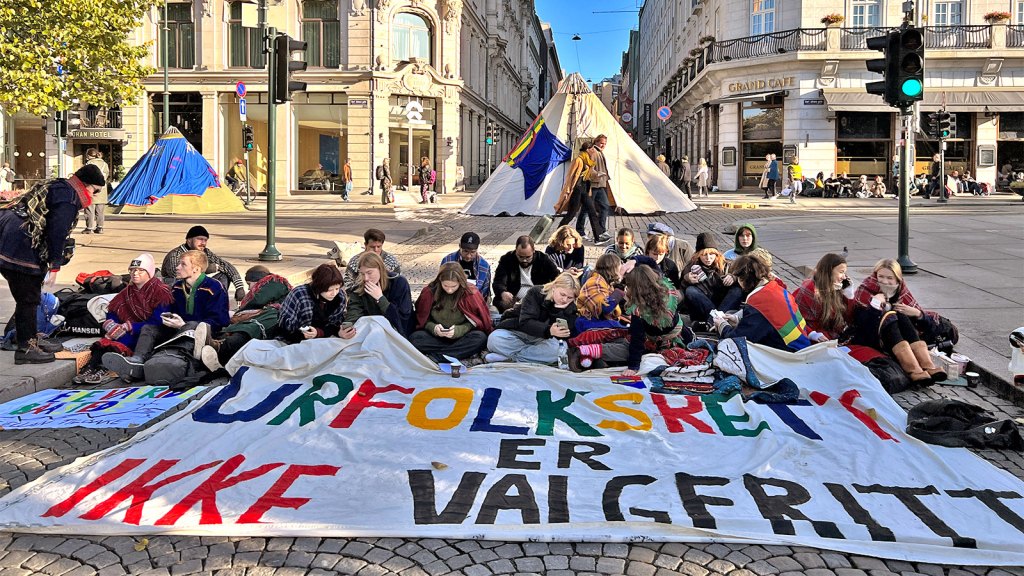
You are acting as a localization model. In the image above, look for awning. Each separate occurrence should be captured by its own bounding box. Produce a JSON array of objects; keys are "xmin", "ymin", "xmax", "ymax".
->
[
  {"xmin": 823, "ymin": 90, "xmax": 1024, "ymax": 112},
  {"xmin": 710, "ymin": 90, "xmax": 787, "ymax": 105}
]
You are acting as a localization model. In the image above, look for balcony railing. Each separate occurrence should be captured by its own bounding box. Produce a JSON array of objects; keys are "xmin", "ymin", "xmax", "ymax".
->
[
  {"xmin": 82, "ymin": 109, "xmax": 122, "ymax": 129},
  {"xmin": 712, "ymin": 28, "xmax": 827, "ymax": 62},
  {"xmin": 925, "ymin": 25, "xmax": 990, "ymax": 48},
  {"xmin": 840, "ymin": 26, "xmax": 899, "ymax": 50},
  {"xmin": 1007, "ymin": 25, "xmax": 1024, "ymax": 48}
]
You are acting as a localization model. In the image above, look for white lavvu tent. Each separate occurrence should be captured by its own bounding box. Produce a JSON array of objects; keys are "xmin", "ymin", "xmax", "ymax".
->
[{"xmin": 462, "ymin": 73, "xmax": 698, "ymax": 216}]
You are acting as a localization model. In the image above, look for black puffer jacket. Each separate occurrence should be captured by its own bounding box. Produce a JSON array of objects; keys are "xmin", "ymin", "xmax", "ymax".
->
[{"xmin": 496, "ymin": 286, "xmax": 577, "ymax": 339}]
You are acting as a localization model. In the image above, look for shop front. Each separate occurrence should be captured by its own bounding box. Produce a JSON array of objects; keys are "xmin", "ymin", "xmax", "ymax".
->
[{"xmin": 388, "ymin": 95, "xmax": 435, "ymax": 189}]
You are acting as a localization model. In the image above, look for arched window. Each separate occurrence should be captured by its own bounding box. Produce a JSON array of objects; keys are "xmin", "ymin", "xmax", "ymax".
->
[
  {"xmin": 392, "ymin": 12, "xmax": 431, "ymax": 63},
  {"xmin": 302, "ymin": 0, "xmax": 341, "ymax": 68}
]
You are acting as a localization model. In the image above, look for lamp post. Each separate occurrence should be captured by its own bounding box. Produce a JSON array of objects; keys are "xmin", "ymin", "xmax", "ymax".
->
[{"xmin": 162, "ymin": 0, "xmax": 170, "ymax": 131}]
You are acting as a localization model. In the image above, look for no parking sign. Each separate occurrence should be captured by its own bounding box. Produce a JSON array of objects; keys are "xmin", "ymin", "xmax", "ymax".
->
[{"xmin": 657, "ymin": 106, "xmax": 672, "ymax": 121}]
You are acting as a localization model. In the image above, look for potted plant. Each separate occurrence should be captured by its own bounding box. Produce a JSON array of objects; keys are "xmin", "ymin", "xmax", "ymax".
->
[
  {"xmin": 699, "ymin": 35, "xmax": 716, "ymax": 44},
  {"xmin": 820, "ymin": 13, "xmax": 845, "ymax": 25},
  {"xmin": 984, "ymin": 11, "xmax": 1011, "ymax": 23},
  {"xmin": 689, "ymin": 47, "xmax": 704, "ymax": 57},
  {"xmin": 110, "ymin": 165, "xmax": 127, "ymax": 189}
]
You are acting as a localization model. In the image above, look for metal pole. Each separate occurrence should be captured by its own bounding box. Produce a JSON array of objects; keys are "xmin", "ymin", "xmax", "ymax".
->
[
  {"xmin": 937, "ymin": 137, "xmax": 948, "ymax": 203},
  {"xmin": 162, "ymin": 0, "xmax": 170, "ymax": 131},
  {"xmin": 56, "ymin": 112, "xmax": 64, "ymax": 178},
  {"xmin": 407, "ymin": 125, "xmax": 413, "ymax": 195},
  {"xmin": 244, "ymin": 149, "xmax": 252, "ymax": 205},
  {"xmin": 897, "ymin": 110, "xmax": 917, "ymax": 273},
  {"xmin": 259, "ymin": 26, "xmax": 281, "ymax": 261}
]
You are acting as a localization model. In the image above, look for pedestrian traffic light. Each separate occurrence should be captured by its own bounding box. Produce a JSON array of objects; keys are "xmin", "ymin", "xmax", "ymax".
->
[
  {"xmin": 892, "ymin": 27, "xmax": 925, "ymax": 108},
  {"xmin": 273, "ymin": 34, "xmax": 307, "ymax": 103},
  {"xmin": 937, "ymin": 111, "xmax": 956, "ymax": 139},
  {"xmin": 242, "ymin": 124, "xmax": 254, "ymax": 151},
  {"xmin": 485, "ymin": 121, "xmax": 494, "ymax": 146}
]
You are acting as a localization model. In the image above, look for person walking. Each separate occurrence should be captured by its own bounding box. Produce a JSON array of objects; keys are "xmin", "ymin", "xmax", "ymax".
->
[
  {"xmin": 0, "ymin": 162, "xmax": 14, "ymax": 195},
  {"xmin": 925, "ymin": 153, "xmax": 940, "ymax": 200},
  {"xmin": 377, "ymin": 158, "xmax": 393, "ymax": 205},
  {"xmin": 656, "ymin": 154, "xmax": 670, "ymax": 178},
  {"xmin": 588, "ymin": 134, "xmax": 613, "ymax": 243},
  {"xmin": 555, "ymin": 142, "xmax": 600, "ymax": 241},
  {"xmin": 340, "ymin": 158, "xmax": 352, "ymax": 201},
  {"xmin": 417, "ymin": 156, "xmax": 434, "ymax": 204},
  {"xmin": 788, "ymin": 155, "xmax": 803, "ymax": 204},
  {"xmin": 0, "ymin": 165, "xmax": 105, "ymax": 364},
  {"xmin": 766, "ymin": 153, "xmax": 780, "ymax": 199},
  {"xmin": 83, "ymin": 148, "xmax": 109, "ymax": 234},
  {"xmin": 680, "ymin": 156, "xmax": 692, "ymax": 199},
  {"xmin": 696, "ymin": 158, "xmax": 710, "ymax": 197}
]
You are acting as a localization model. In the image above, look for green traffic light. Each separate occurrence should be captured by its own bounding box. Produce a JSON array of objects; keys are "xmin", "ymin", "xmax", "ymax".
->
[{"xmin": 901, "ymin": 78, "xmax": 923, "ymax": 98}]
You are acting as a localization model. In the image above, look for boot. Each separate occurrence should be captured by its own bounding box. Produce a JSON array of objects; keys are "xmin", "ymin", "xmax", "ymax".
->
[
  {"xmin": 910, "ymin": 340, "xmax": 947, "ymax": 382},
  {"xmin": 891, "ymin": 341, "xmax": 931, "ymax": 385},
  {"xmin": 15, "ymin": 339, "xmax": 55, "ymax": 364},
  {"xmin": 35, "ymin": 335, "xmax": 64, "ymax": 353}
]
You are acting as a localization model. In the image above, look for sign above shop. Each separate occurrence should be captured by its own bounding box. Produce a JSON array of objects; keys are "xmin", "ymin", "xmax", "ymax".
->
[
  {"xmin": 621, "ymin": 112, "xmax": 633, "ymax": 123},
  {"xmin": 69, "ymin": 129, "xmax": 126, "ymax": 140},
  {"xmin": 728, "ymin": 76, "xmax": 795, "ymax": 93}
]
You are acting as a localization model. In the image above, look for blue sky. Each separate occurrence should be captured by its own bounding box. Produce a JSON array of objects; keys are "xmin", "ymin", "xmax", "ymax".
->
[{"xmin": 535, "ymin": 0, "xmax": 639, "ymax": 83}]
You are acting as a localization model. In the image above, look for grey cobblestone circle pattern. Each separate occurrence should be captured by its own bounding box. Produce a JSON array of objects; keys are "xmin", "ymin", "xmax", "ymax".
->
[{"xmin": 1, "ymin": 206, "xmax": 1022, "ymax": 575}]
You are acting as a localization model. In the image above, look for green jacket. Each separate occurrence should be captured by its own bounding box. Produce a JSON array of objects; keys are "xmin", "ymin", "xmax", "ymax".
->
[{"xmin": 222, "ymin": 276, "xmax": 291, "ymax": 338}]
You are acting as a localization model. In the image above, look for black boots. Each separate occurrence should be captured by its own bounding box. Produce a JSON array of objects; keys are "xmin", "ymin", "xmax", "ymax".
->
[{"xmin": 15, "ymin": 339, "xmax": 55, "ymax": 364}]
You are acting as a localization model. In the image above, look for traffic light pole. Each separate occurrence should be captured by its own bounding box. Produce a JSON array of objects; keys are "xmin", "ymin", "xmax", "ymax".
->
[
  {"xmin": 937, "ymin": 136, "xmax": 948, "ymax": 204},
  {"xmin": 259, "ymin": 26, "xmax": 281, "ymax": 262},
  {"xmin": 897, "ymin": 109, "xmax": 917, "ymax": 274}
]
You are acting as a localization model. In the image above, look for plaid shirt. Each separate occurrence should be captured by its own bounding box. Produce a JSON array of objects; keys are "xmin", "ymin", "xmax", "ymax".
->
[
  {"xmin": 441, "ymin": 250, "xmax": 491, "ymax": 301},
  {"xmin": 161, "ymin": 245, "xmax": 243, "ymax": 292},
  {"xmin": 577, "ymin": 273, "xmax": 620, "ymax": 320}
]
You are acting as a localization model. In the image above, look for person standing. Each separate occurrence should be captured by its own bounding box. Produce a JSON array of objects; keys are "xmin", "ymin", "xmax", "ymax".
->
[
  {"xmin": 766, "ymin": 153, "xmax": 780, "ymax": 199},
  {"xmin": 377, "ymin": 158, "xmax": 393, "ymax": 205},
  {"xmin": 696, "ymin": 158, "xmax": 710, "ymax": 197},
  {"xmin": 788, "ymin": 155, "xmax": 803, "ymax": 204},
  {"xmin": 0, "ymin": 165, "xmax": 104, "ymax": 364},
  {"xmin": 926, "ymin": 153, "xmax": 940, "ymax": 200},
  {"xmin": 680, "ymin": 156, "xmax": 692, "ymax": 200},
  {"xmin": 341, "ymin": 158, "xmax": 353, "ymax": 201},
  {"xmin": 0, "ymin": 162, "xmax": 14, "ymax": 195},
  {"xmin": 588, "ymin": 134, "xmax": 613, "ymax": 243},
  {"xmin": 555, "ymin": 142, "xmax": 600, "ymax": 242},
  {"xmin": 83, "ymin": 148, "xmax": 109, "ymax": 234},
  {"xmin": 418, "ymin": 156, "xmax": 434, "ymax": 204},
  {"xmin": 655, "ymin": 155, "xmax": 670, "ymax": 178}
]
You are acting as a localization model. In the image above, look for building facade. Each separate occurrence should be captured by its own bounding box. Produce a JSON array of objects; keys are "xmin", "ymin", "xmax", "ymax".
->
[
  {"xmin": 634, "ymin": 0, "xmax": 1024, "ymax": 190},
  {"xmin": 1, "ymin": 0, "xmax": 561, "ymax": 195}
]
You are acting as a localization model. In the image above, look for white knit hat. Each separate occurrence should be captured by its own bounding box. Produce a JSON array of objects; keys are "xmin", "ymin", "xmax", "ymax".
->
[{"xmin": 129, "ymin": 253, "xmax": 156, "ymax": 280}]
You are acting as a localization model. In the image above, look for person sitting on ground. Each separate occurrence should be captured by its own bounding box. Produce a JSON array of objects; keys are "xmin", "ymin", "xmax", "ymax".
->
[
  {"xmin": 161, "ymin": 225, "xmax": 246, "ymax": 302},
  {"xmin": 544, "ymin": 225, "xmax": 585, "ymax": 273},
  {"xmin": 853, "ymin": 175, "xmax": 871, "ymax": 198},
  {"xmin": 200, "ymin": 265, "xmax": 293, "ymax": 372},
  {"xmin": 823, "ymin": 172, "xmax": 841, "ymax": 197},
  {"xmin": 793, "ymin": 253, "xmax": 855, "ymax": 342},
  {"xmin": 573, "ymin": 262, "xmax": 689, "ymax": 374},
  {"xmin": 440, "ymin": 231, "xmax": 491, "ymax": 302},
  {"xmin": 575, "ymin": 253, "xmax": 628, "ymax": 333},
  {"xmin": 723, "ymin": 223, "xmax": 773, "ymax": 269},
  {"xmin": 277, "ymin": 263, "xmax": 354, "ymax": 345},
  {"xmin": 486, "ymin": 272, "xmax": 579, "ymax": 365},
  {"xmin": 870, "ymin": 175, "xmax": 887, "ymax": 198},
  {"xmin": 409, "ymin": 262, "xmax": 492, "ymax": 363},
  {"xmin": 345, "ymin": 252, "xmax": 413, "ymax": 336},
  {"xmin": 74, "ymin": 254, "xmax": 173, "ymax": 385},
  {"xmin": 713, "ymin": 254, "xmax": 812, "ymax": 352},
  {"xmin": 104, "ymin": 250, "xmax": 229, "ymax": 381},
  {"xmin": 345, "ymin": 228, "xmax": 402, "ymax": 285},
  {"xmin": 850, "ymin": 259, "xmax": 947, "ymax": 385},
  {"xmin": 492, "ymin": 235, "xmax": 560, "ymax": 314},
  {"xmin": 681, "ymin": 232, "xmax": 744, "ymax": 329},
  {"xmin": 643, "ymin": 233, "xmax": 681, "ymax": 288},
  {"xmin": 604, "ymin": 227, "xmax": 641, "ymax": 262},
  {"xmin": 961, "ymin": 172, "xmax": 981, "ymax": 195}
]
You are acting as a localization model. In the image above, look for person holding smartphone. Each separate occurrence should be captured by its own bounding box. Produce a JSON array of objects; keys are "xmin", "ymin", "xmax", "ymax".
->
[
  {"xmin": 409, "ymin": 263, "xmax": 492, "ymax": 363},
  {"xmin": 345, "ymin": 251, "xmax": 413, "ymax": 336},
  {"xmin": 277, "ymin": 263, "xmax": 353, "ymax": 345},
  {"xmin": 486, "ymin": 272, "xmax": 579, "ymax": 365}
]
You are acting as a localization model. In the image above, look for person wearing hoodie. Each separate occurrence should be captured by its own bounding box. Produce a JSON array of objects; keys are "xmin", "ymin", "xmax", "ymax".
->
[
  {"xmin": 410, "ymin": 263, "xmax": 492, "ymax": 362},
  {"xmin": 681, "ymin": 232, "xmax": 744, "ymax": 326},
  {"xmin": 604, "ymin": 227, "xmax": 642, "ymax": 262},
  {"xmin": 723, "ymin": 223, "xmax": 773, "ymax": 269}
]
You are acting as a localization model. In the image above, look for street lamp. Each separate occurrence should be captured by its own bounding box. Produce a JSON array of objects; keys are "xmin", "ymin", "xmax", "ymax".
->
[{"xmin": 162, "ymin": 0, "xmax": 170, "ymax": 132}]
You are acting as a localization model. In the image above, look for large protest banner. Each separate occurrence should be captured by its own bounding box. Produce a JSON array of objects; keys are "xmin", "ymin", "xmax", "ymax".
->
[
  {"xmin": 0, "ymin": 317, "xmax": 1022, "ymax": 565},
  {"xmin": 0, "ymin": 386, "xmax": 205, "ymax": 429}
]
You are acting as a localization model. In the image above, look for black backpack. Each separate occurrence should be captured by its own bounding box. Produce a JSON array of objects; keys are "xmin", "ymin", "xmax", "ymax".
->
[
  {"xmin": 53, "ymin": 289, "xmax": 102, "ymax": 336},
  {"xmin": 375, "ymin": 165, "xmax": 385, "ymax": 180}
]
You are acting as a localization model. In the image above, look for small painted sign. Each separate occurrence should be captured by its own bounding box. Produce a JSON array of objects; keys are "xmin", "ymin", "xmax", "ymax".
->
[{"xmin": 349, "ymin": 98, "xmax": 369, "ymax": 107}]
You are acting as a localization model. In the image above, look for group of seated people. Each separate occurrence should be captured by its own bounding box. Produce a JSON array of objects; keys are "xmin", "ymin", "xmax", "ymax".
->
[{"xmin": 75, "ymin": 221, "xmax": 952, "ymax": 394}]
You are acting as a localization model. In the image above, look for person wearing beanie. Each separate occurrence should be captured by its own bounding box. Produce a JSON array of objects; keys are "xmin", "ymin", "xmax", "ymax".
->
[
  {"xmin": 0, "ymin": 164, "xmax": 103, "ymax": 364},
  {"xmin": 82, "ymin": 148, "xmax": 110, "ymax": 234},
  {"xmin": 694, "ymin": 231, "xmax": 719, "ymax": 254},
  {"xmin": 74, "ymin": 254, "xmax": 173, "ymax": 384},
  {"xmin": 440, "ymin": 231, "xmax": 492, "ymax": 302},
  {"xmin": 160, "ymin": 225, "xmax": 245, "ymax": 302}
]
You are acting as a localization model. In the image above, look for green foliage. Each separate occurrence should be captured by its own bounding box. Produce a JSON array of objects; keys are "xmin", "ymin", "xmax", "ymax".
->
[{"xmin": 0, "ymin": 0, "xmax": 159, "ymax": 115}]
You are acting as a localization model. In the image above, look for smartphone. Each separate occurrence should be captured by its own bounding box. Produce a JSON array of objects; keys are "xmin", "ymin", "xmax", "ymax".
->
[
  {"xmin": 554, "ymin": 318, "xmax": 569, "ymax": 331},
  {"xmin": 341, "ymin": 321, "xmax": 354, "ymax": 329},
  {"xmin": 161, "ymin": 312, "xmax": 174, "ymax": 319}
]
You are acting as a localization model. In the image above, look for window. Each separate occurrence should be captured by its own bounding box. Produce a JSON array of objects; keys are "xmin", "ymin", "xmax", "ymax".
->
[
  {"xmin": 392, "ymin": 12, "xmax": 431, "ymax": 63},
  {"xmin": 1018, "ymin": 1, "xmax": 1024, "ymax": 24},
  {"xmin": 851, "ymin": 0, "xmax": 881, "ymax": 27},
  {"xmin": 932, "ymin": 1, "xmax": 963, "ymax": 25},
  {"xmin": 836, "ymin": 112, "xmax": 892, "ymax": 177},
  {"xmin": 160, "ymin": 1, "xmax": 195, "ymax": 69},
  {"xmin": 302, "ymin": 0, "xmax": 341, "ymax": 68},
  {"xmin": 751, "ymin": 0, "xmax": 775, "ymax": 35},
  {"xmin": 228, "ymin": 2, "xmax": 264, "ymax": 68}
]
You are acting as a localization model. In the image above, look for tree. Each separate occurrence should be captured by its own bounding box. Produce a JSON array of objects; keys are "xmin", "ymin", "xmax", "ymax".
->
[{"xmin": 0, "ymin": 0, "xmax": 159, "ymax": 116}]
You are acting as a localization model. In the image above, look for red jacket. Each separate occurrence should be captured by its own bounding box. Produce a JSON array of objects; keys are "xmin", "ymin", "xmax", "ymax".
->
[{"xmin": 414, "ymin": 285, "xmax": 493, "ymax": 333}]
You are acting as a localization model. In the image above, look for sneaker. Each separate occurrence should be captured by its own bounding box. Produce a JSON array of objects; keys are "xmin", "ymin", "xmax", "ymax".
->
[
  {"xmin": 14, "ymin": 340, "xmax": 55, "ymax": 364},
  {"xmin": 35, "ymin": 336, "xmax": 64, "ymax": 353},
  {"xmin": 102, "ymin": 353, "xmax": 144, "ymax": 382},
  {"xmin": 191, "ymin": 322, "xmax": 210, "ymax": 359},
  {"xmin": 200, "ymin": 345, "xmax": 223, "ymax": 372},
  {"xmin": 82, "ymin": 228, "xmax": 92, "ymax": 234},
  {"xmin": 94, "ymin": 227, "xmax": 103, "ymax": 234},
  {"xmin": 596, "ymin": 233, "xmax": 612, "ymax": 242},
  {"xmin": 83, "ymin": 369, "xmax": 111, "ymax": 385},
  {"xmin": 484, "ymin": 352, "xmax": 510, "ymax": 363},
  {"xmin": 461, "ymin": 354, "xmax": 487, "ymax": 368}
]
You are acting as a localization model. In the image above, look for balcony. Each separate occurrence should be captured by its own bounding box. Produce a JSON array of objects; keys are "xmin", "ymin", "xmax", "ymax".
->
[
  {"xmin": 82, "ymin": 109, "xmax": 122, "ymax": 129},
  {"xmin": 840, "ymin": 27, "xmax": 899, "ymax": 50},
  {"xmin": 841, "ymin": 25, "xmax": 993, "ymax": 50},
  {"xmin": 1007, "ymin": 25, "xmax": 1024, "ymax": 48},
  {"xmin": 711, "ymin": 28, "xmax": 828, "ymax": 62}
]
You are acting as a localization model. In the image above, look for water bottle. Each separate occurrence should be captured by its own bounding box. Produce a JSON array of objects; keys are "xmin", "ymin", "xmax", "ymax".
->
[{"xmin": 557, "ymin": 340, "xmax": 569, "ymax": 370}]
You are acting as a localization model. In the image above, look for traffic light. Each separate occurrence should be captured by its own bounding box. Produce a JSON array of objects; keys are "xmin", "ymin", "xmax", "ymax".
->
[
  {"xmin": 864, "ymin": 31, "xmax": 895, "ymax": 104},
  {"xmin": 485, "ymin": 121, "xmax": 494, "ymax": 146},
  {"xmin": 273, "ymin": 34, "xmax": 307, "ymax": 103},
  {"xmin": 936, "ymin": 111, "xmax": 956, "ymax": 139},
  {"xmin": 55, "ymin": 110, "xmax": 67, "ymax": 138},
  {"xmin": 892, "ymin": 27, "xmax": 925, "ymax": 108},
  {"xmin": 242, "ymin": 124, "xmax": 254, "ymax": 151},
  {"xmin": 927, "ymin": 112, "xmax": 939, "ymax": 138},
  {"xmin": 67, "ymin": 108, "xmax": 82, "ymax": 133}
]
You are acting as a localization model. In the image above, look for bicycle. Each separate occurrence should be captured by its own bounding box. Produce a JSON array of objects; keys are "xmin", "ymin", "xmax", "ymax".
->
[{"xmin": 227, "ymin": 174, "xmax": 256, "ymax": 205}]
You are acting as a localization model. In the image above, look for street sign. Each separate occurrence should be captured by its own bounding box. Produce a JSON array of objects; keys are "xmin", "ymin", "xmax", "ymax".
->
[
  {"xmin": 643, "ymin": 104, "xmax": 652, "ymax": 135},
  {"xmin": 349, "ymin": 98, "xmax": 368, "ymax": 107},
  {"xmin": 239, "ymin": 98, "xmax": 247, "ymax": 122},
  {"xmin": 657, "ymin": 106, "xmax": 672, "ymax": 121},
  {"xmin": 621, "ymin": 112, "xmax": 633, "ymax": 123},
  {"xmin": 236, "ymin": 82, "xmax": 247, "ymax": 98}
]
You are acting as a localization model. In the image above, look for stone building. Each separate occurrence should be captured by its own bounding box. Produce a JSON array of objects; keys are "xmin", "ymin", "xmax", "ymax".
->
[
  {"xmin": 2, "ymin": 0, "xmax": 561, "ymax": 195},
  {"xmin": 633, "ymin": 0, "xmax": 1024, "ymax": 190}
]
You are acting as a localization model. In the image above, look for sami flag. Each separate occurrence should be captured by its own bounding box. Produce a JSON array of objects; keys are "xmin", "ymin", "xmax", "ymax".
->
[{"xmin": 505, "ymin": 116, "xmax": 571, "ymax": 200}]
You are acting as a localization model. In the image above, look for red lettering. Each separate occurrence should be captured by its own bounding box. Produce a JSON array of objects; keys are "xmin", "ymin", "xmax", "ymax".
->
[
  {"xmin": 80, "ymin": 459, "xmax": 223, "ymax": 524},
  {"xmin": 43, "ymin": 459, "xmax": 146, "ymax": 518},
  {"xmin": 329, "ymin": 380, "xmax": 414, "ymax": 428},
  {"xmin": 30, "ymin": 403, "xmax": 55, "ymax": 414},
  {"xmin": 809, "ymin": 391, "xmax": 830, "ymax": 406},
  {"xmin": 156, "ymin": 455, "xmax": 285, "ymax": 526},
  {"xmin": 839, "ymin": 389, "xmax": 898, "ymax": 442},
  {"xmin": 651, "ymin": 394, "xmax": 714, "ymax": 434},
  {"xmin": 77, "ymin": 401, "xmax": 118, "ymax": 413},
  {"xmin": 237, "ymin": 464, "xmax": 340, "ymax": 523}
]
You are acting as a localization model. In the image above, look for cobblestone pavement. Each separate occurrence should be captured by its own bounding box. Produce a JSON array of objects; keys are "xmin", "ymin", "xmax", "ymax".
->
[{"xmin": 1, "ymin": 203, "xmax": 1023, "ymax": 575}]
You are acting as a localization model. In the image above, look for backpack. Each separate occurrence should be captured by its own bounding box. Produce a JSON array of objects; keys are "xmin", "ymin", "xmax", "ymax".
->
[
  {"xmin": 144, "ymin": 332, "xmax": 204, "ymax": 388},
  {"xmin": 3, "ymin": 169, "xmax": 13, "ymax": 183},
  {"xmin": 375, "ymin": 165, "xmax": 385, "ymax": 180},
  {"xmin": 429, "ymin": 169, "xmax": 437, "ymax": 185},
  {"xmin": 75, "ymin": 270, "xmax": 126, "ymax": 294},
  {"xmin": 53, "ymin": 289, "xmax": 103, "ymax": 336}
]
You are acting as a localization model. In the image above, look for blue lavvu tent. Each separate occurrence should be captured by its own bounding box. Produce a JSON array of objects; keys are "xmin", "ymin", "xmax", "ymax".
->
[{"xmin": 108, "ymin": 127, "xmax": 221, "ymax": 207}]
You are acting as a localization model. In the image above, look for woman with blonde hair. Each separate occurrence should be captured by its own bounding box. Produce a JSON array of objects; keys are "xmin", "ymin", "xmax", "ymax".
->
[
  {"xmin": 695, "ymin": 158, "xmax": 709, "ymax": 197},
  {"xmin": 345, "ymin": 251, "xmax": 413, "ymax": 336},
  {"xmin": 486, "ymin": 272, "xmax": 579, "ymax": 365},
  {"xmin": 410, "ymin": 262, "xmax": 492, "ymax": 362},
  {"xmin": 644, "ymin": 233, "xmax": 681, "ymax": 287},
  {"xmin": 655, "ymin": 154, "xmax": 671, "ymax": 177},
  {"xmin": 544, "ymin": 225, "xmax": 585, "ymax": 272},
  {"xmin": 555, "ymin": 142, "xmax": 600, "ymax": 240}
]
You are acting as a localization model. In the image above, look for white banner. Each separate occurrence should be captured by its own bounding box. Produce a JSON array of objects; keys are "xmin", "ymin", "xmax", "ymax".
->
[
  {"xmin": 0, "ymin": 386, "xmax": 205, "ymax": 429},
  {"xmin": 0, "ymin": 317, "xmax": 1022, "ymax": 566}
]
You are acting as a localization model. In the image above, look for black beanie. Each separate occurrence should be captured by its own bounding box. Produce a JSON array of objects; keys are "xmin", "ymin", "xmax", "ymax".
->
[
  {"xmin": 75, "ymin": 164, "xmax": 106, "ymax": 187},
  {"xmin": 186, "ymin": 225, "xmax": 210, "ymax": 239},
  {"xmin": 695, "ymin": 232, "xmax": 719, "ymax": 253}
]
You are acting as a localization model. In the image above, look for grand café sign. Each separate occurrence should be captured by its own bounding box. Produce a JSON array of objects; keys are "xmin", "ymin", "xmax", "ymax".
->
[{"xmin": 728, "ymin": 76, "xmax": 795, "ymax": 93}]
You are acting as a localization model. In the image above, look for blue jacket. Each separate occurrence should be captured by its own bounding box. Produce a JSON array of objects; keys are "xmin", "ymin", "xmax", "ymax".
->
[
  {"xmin": 170, "ymin": 275, "xmax": 230, "ymax": 332},
  {"xmin": 0, "ymin": 179, "xmax": 83, "ymax": 275},
  {"xmin": 441, "ymin": 250, "xmax": 491, "ymax": 301},
  {"xmin": 767, "ymin": 161, "xmax": 780, "ymax": 181}
]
